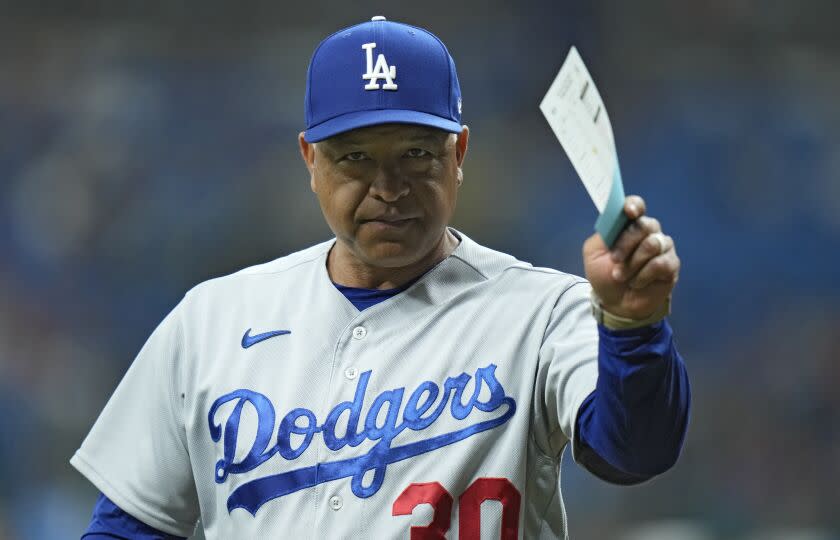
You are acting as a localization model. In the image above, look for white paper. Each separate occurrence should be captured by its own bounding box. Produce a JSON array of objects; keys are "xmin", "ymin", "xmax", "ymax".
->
[{"xmin": 539, "ymin": 46, "xmax": 619, "ymax": 213}]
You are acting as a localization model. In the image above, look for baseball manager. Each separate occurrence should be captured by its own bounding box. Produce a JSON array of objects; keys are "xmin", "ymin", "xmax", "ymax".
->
[{"xmin": 73, "ymin": 16, "xmax": 690, "ymax": 540}]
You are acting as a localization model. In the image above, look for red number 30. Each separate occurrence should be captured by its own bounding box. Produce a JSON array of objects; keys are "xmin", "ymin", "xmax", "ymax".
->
[{"xmin": 392, "ymin": 478, "xmax": 521, "ymax": 539}]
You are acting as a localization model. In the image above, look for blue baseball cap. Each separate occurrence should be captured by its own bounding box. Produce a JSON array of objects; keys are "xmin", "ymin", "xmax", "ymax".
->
[{"xmin": 303, "ymin": 16, "xmax": 463, "ymax": 143}]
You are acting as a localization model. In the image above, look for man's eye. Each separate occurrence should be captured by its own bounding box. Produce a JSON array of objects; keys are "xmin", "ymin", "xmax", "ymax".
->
[
  {"xmin": 343, "ymin": 152, "xmax": 368, "ymax": 161},
  {"xmin": 405, "ymin": 148, "xmax": 429, "ymax": 158}
]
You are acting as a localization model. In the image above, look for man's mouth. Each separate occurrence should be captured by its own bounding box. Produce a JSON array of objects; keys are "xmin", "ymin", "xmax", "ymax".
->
[{"xmin": 360, "ymin": 217, "xmax": 417, "ymax": 229}]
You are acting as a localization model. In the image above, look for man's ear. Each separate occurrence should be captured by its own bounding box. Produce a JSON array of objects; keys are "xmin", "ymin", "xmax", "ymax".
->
[
  {"xmin": 298, "ymin": 132, "xmax": 317, "ymax": 192},
  {"xmin": 455, "ymin": 125, "xmax": 469, "ymax": 165},
  {"xmin": 455, "ymin": 125, "xmax": 469, "ymax": 185}
]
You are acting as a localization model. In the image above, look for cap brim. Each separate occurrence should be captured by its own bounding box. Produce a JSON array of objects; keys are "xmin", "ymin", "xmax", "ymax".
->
[{"xmin": 304, "ymin": 109, "xmax": 462, "ymax": 142}]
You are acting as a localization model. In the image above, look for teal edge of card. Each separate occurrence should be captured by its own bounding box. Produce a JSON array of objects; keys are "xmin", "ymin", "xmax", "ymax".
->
[{"xmin": 594, "ymin": 168, "xmax": 627, "ymax": 247}]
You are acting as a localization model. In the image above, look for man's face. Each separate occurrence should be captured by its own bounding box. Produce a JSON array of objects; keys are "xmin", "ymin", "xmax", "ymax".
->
[{"xmin": 299, "ymin": 123, "xmax": 469, "ymax": 269}]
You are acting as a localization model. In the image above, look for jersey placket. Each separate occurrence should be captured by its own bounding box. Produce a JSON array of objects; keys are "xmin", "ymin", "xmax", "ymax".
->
[{"xmin": 312, "ymin": 307, "xmax": 377, "ymax": 537}]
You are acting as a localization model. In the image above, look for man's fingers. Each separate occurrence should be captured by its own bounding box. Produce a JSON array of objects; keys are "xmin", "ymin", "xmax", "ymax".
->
[
  {"xmin": 628, "ymin": 251, "xmax": 681, "ymax": 290},
  {"xmin": 613, "ymin": 233, "xmax": 673, "ymax": 282},
  {"xmin": 610, "ymin": 216, "xmax": 661, "ymax": 263},
  {"xmin": 624, "ymin": 195, "xmax": 646, "ymax": 220}
]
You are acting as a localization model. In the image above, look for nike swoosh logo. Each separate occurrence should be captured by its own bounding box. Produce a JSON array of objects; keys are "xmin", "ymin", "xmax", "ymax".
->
[{"xmin": 241, "ymin": 328, "xmax": 291, "ymax": 349}]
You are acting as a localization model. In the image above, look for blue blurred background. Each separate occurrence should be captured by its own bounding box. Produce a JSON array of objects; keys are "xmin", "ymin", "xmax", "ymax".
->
[{"xmin": 1, "ymin": 1, "xmax": 838, "ymax": 539}]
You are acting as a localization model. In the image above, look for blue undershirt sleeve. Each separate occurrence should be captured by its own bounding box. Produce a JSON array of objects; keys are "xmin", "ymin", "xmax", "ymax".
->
[
  {"xmin": 575, "ymin": 319, "xmax": 691, "ymax": 484},
  {"xmin": 81, "ymin": 493, "xmax": 187, "ymax": 540}
]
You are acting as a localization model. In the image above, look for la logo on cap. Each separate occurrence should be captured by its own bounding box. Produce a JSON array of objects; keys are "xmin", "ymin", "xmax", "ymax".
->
[
  {"xmin": 362, "ymin": 42, "xmax": 397, "ymax": 91},
  {"xmin": 302, "ymin": 16, "xmax": 462, "ymax": 142}
]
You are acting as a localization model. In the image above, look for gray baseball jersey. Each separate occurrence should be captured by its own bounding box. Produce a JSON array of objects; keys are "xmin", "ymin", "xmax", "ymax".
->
[{"xmin": 71, "ymin": 228, "xmax": 599, "ymax": 539}]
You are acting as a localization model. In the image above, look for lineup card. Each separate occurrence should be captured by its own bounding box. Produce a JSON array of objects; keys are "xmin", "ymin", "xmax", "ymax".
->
[{"xmin": 539, "ymin": 46, "xmax": 627, "ymax": 247}]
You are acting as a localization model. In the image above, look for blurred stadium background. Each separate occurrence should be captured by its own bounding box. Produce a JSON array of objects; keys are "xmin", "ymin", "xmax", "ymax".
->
[{"xmin": 1, "ymin": 1, "xmax": 838, "ymax": 538}]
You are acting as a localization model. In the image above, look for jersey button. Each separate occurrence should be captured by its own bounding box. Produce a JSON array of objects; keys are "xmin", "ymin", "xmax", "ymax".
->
[
  {"xmin": 345, "ymin": 367, "xmax": 359, "ymax": 380},
  {"xmin": 329, "ymin": 495, "xmax": 343, "ymax": 510},
  {"xmin": 352, "ymin": 326, "xmax": 367, "ymax": 340}
]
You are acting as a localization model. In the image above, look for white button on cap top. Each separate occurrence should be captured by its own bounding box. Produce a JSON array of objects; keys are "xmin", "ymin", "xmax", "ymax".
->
[
  {"xmin": 352, "ymin": 326, "xmax": 367, "ymax": 340},
  {"xmin": 345, "ymin": 367, "xmax": 359, "ymax": 380},
  {"xmin": 371, "ymin": 16, "xmax": 386, "ymax": 21},
  {"xmin": 329, "ymin": 495, "xmax": 343, "ymax": 510}
]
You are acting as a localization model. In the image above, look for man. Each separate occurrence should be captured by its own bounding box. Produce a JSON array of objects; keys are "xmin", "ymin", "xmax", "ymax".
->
[{"xmin": 74, "ymin": 16, "xmax": 689, "ymax": 539}]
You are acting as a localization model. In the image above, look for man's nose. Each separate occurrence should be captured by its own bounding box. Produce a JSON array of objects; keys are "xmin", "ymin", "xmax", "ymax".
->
[{"xmin": 368, "ymin": 165, "xmax": 409, "ymax": 202}]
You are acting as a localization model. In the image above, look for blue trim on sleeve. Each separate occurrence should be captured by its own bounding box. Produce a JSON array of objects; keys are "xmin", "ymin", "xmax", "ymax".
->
[
  {"xmin": 575, "ymin": 319, "xmax": 691, "ymax": 482},
  {"xmin": 82, "ymin": 493, "xmax": 187, "ymax": 540}
]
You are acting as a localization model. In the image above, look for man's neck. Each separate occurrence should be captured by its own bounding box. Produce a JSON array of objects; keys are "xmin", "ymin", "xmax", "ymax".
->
[{"xmin": 328, "ymin": 229, "xmax": 460, "ymax": 290}]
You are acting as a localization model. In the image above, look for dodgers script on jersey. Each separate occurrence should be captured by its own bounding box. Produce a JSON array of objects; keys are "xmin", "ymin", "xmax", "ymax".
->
[{"xmin": 70, "ymin": 229, "xmax": 600, "ymax": 539}]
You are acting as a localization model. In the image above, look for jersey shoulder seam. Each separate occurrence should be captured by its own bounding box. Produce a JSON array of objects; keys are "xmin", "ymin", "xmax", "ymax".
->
[
  {"xmin": 185, "ymin": 240, "xmax": 332, "ymax": 296},
  {"xmin": 232, "ymin": 242, "xmax": 332, "ymax": 277},
  {"xmin": 451, "ymin": 247, "xmax": 581, "ymax": 282},
  {"xmin": 504, "ymin": 264, "xmax": 586, "ymax": 280},
  {"xmin": 232, "ymin": 251, "xmax": 323, "ymax": 277}
]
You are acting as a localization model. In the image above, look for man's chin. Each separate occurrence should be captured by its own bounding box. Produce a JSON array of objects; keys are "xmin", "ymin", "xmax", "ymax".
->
[{"xmin": 360, "ymin": 241, "xmax": 423, "ymax": 268}]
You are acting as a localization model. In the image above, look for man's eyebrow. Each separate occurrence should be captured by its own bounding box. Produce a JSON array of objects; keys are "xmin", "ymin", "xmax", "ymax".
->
[
  {"xmin": 405, "ymin": 132, "xmax": 448, "ymax": 144},
  {"xmin": 317, "ymin": 137, "xmax": 355, "ymax": 151},
  {"xmin": 321, "ymin": 134, "xmax": 366, "ymax": 148}
]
